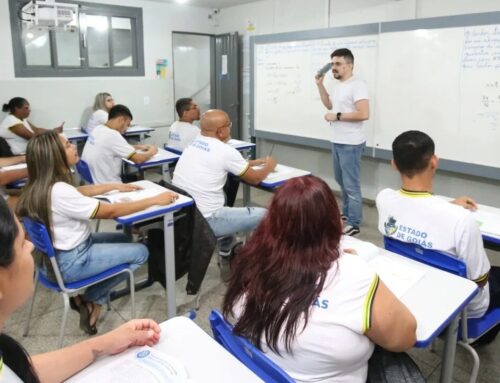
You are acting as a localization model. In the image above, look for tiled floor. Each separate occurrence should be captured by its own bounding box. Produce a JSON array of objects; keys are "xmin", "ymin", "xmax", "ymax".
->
[{"xmin": 5, "ymin": 186, "xmax": 500, "ymax": 382}]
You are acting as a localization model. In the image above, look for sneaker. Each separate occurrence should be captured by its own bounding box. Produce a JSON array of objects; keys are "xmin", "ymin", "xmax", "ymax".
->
[
  {"xmin": 341, "ymin": 215, "xmax": 347, "ymax": 222},
  {"xmin": 343, "ymin": 225, "xmax": 360, "ymax": 236}
]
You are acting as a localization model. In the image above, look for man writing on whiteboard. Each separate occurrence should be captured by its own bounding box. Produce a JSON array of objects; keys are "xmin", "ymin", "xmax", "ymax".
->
[{"xmin": 315, "ymin": 48, "xmax": 369, "ymax": 236}]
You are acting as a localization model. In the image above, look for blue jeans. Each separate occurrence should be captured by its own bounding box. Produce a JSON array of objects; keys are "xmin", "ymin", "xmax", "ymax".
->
[
  {"xmin": 332, "ymin": 142, "xmax": 365, "ymax": 227},
  {"xmin": 55, "ymin": 233, "xmax": 148, "ymax": 305},
  {"xmin": 206, "ymin": 207, "xmax": 267, "ymax": 251}
]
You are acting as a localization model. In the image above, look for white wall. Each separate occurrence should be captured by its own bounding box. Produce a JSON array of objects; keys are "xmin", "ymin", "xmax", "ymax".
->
[
  {"xmin": 216, "ymin": 0, "xmax": 500, "ymax": 206},
  {"xmin": 0, "ymin": 0, "xmax": 215, "ymax": 140}
]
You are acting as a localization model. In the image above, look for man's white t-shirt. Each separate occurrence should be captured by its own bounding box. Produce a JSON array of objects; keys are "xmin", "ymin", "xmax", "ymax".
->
[
  {"xmin": 232, "ymin": 253, "xmax": 378, "ymax": 383},
  {"xmin": 86, "ymin": 109, "xmax": 108, "ymax": 134},
  {"xmin": 329, "ymin": 76, "xmax": 369, "ymax": 145},
  {"xmin": 81, "ymin": 124, "xmax": 136, "ymax": 184},
  {"xmin": 50, "ymin": 182, "xmax": 99, "ymax": 250},
  {"xmin": 0, "ymin": 114, "xmax": 33, "ymax": 154},
  {"xmin": 376, "ymin": 188, "xmax": 490, "ymax": 318},
  {"xmin": 172, "ymin": 135, "xmax": 249, "ymax": 217},
  {"xmin": 167, "ymin": 121, "xmax": 200, "ymax": 152}
]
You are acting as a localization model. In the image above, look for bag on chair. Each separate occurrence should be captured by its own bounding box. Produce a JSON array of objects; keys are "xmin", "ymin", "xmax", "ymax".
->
[{"xmin": 367, "ymin": 346, "xmax": 426, "ymax": 383}]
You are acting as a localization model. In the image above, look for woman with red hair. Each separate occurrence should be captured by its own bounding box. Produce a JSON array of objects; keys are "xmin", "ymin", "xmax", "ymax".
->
[{"xmin": 223, "ymin": 175, "xmax": 417, "ymax": 383}]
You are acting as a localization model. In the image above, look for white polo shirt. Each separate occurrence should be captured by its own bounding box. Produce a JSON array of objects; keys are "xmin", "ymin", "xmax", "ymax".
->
[
  {"xmin": 50, "ymin": 182, "xmax": 99, "ymax": 251},
  {"xmin": 0, "ymin": 114, "xmax": 33, "ymax": 154},
  {"xmin": 173, "ymin": 135, "xmax": 249, "ymax": 217},
  {"xmin": 232, "ymin": 253, "xmax": 379, "ymax": 383},
  {"xmin": 81, "ymin": 124, "xmax": 135, "ymax": 184},
  {"xmin": 376, "ymin": 188, "xmax": 491, "ymax": 318},
  {"xmin": 167, "ymin": 121, "xmax": 200, "ymax": 152},
  {"xmin": 86, "ymin": 109, "xmax": 108, "ymax": 134},
  {"xmin": 329, "ymin": 76, "xmax": 369, "ymax": 145}
]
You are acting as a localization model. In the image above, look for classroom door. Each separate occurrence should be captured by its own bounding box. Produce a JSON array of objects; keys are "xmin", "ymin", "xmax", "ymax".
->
[
  {"xmin": 214, "ymin": 32, "xmax": 240, "ymax": 139},
  {"xmin": 172, "ymin": 33, "xmax": 212, "ymax": 115}
]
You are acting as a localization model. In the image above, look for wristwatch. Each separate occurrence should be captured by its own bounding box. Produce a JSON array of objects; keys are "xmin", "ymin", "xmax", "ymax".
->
[{"xmin": 336, "ymin": 112, "xmax": 342, "ymax": 121}]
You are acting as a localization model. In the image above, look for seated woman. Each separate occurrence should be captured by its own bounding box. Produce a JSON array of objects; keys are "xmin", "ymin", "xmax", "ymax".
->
[
  {"xmin": 0, "ymin": 155, "xmax": 28, "ymax": 208},
  {"xmin": 0, "ymin": 197, "xmax": 162, "ymax": 383},
  {"xmin": 86, "ymin": 92, "xmax": 115, "ymax": 134},
  {"xmin": 16, "ymin": 131, "xmax": 178, "ymax": 335},
  {"xmin": 223, "ymin": 175, "xmax": 417, "ymax": 383},
  {"xmin": 0, "ymin": 97, "xmax": 63, "ymax": 155}
]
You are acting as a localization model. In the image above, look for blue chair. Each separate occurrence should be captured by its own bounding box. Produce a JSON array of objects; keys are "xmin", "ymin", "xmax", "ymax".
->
[
  {"xmin": 75, "ymin": 159, "xmax": 93, "ymax": 184},
  {"xmin": 209, "ymin": 309, "xmax": 294, "ymax": 383},
  {"xmin": 22, "ymin": 217, "xmax": 136, "ymax": 347},
  {"xmin": 384, "ymin": 236, "xmax": 500, "ymax": 383}
]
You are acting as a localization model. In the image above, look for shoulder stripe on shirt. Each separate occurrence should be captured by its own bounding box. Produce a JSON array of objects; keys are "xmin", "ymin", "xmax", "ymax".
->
[
  {"xmin": 473, "ymin": 272, "xmax": 489, "ymax": 284},
  {"xmin": 238, "ymin": 163, "xmax": 250, "ymax": 177},
  {"xmin": 126, "ymin": 151, "xmax": 136, "ymax": 160},
  {"xmin": 362, "ymin": 274, "xmax": 380, "ymax": 333},
  {"xmin": 90, "ymin": 201, "xmax": 100, "ymax": 219}
]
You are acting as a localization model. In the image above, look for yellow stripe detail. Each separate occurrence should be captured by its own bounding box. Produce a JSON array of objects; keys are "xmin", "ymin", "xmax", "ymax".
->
[
  {"xmin": 362, "ymin": 274, "xmax": 380, "ymax": 333},
  {"xmin": 238, "ymin": 163, "xmax": 250, "ymax": 177},
  {"xmin": 0, "ymin": 356, "xmax": 3, "ymax": 376},
  {"xmin": 473, "ymin": 272, "xmax": 489, "ymax": 284},
  {"xmin": 398, "ymin": 189, "xmax": 432, "ymax": 198},
  {"xmin": 126, "ymin": 151, "xmax": 136, "ymax": 160},
  {"xmin": 90, "ymin": 201, "xmax": 100, "ymax": 219}
]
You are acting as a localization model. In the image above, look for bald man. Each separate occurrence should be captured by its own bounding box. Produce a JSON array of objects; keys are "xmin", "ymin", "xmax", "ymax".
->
[{"xmin": 173, "ymin": 109, "xmax": 276, "ymax": 259}]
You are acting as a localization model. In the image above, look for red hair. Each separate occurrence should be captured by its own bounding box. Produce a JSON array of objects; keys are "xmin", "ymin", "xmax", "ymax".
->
[{"xmin": 223, "ymin": 175, "xmax": 342, "ymax": 353}]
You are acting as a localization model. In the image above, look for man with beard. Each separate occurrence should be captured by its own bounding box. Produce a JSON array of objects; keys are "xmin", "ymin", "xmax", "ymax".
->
[{"xmin": 315, "ymin": 48, "xmax": 369, "ymax": 236}]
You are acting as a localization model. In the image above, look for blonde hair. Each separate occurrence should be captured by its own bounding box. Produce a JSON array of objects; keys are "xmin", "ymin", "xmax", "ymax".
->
[
  {"xmin": 17, "ymin": 131, "xmax": 73, "ymax": 238},
  {"xmin": 93, "ymin": 92, "xmax": 112, "ymax": 111}
]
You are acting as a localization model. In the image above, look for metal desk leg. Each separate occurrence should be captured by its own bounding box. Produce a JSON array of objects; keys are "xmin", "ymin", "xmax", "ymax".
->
[
  {"xmin": 243, "ymin": 184, "xmax": 251, "ymax": 206},
  {"xmin": 162, "ymin": 163, "xmax": 172, "ymax": 183},
  {"xmin": 440, "ymin": 315, "xmax": 459, "ymax": 383},
  {"xmin": 164, "ymin": 212, "xmax": 176, "ymax": 318}
]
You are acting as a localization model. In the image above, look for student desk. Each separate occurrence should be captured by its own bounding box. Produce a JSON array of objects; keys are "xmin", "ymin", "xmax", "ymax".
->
[
  {"xmin": 124, "ymin": 125, "xmax": 154, "ymax": 141},
  {"xmin": 164, "ymin": 138, "xmax": 256, "ymax": 155},
  {"xmin": 242, "ymin": 164, "xmax": 311, "ymax": 206},
  {"xmin": 112, "ymin": 181, "xmax": 192, "ymax": 318},
  {"xmin": 64, "ymin": 128, "xmax": 88, "ymax": 143},
  {"xmin": 343, "ymin": 237, "xmax": 478, "ymax": 383},
  {"xmin": 3, "ymin": 163, "xmax": 27, "ymax": 189},
  {"xmin": 439, "ymin": 196, "xmax": 500, "ymax": 248},
  {"xmin": 122, "ymin": 148, "xmax": 180, "ymax": 183},
  {"xmin": 66, "ymin": 316, "xmax": 262, "ymax": 382}
]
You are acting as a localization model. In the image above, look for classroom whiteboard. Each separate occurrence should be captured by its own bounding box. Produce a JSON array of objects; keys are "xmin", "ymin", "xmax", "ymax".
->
[
  {"xmin": 254, "ymin": 34, "xmax": 378, "ymax": 146},
  {"xmin": 251, "ymin": 13, "xmax": 500, "ymax": 179},
  {"xmin": 375, "ymin": 24, "xmax": 500, "ymax": 170}
]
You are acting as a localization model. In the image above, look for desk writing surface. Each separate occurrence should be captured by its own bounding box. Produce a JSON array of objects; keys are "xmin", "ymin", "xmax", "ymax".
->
[
  {"xmin": 344, "ymin": 237, "xmax": 478, "ymax": 346},
  {"xmin": 126, "ymin": 126, "xmax": 154, "ymax": 134},
  {"xmin": 108, "ymin": 180, "xmax": 192, "ymax": 224},
  {"xmin": 259, "ymin": 164, "xmax": 311, "ymax": 188},
  {"xmin": 122, "ymin": 148, "xmax": 180, "ymax": 167},
  {"xmin": 1, "ymin": 163, "xmax": 27, "ymax": 172},
  {"xmin": 227, "ymin": 139, "xmax": 256, "ymax": 150},
  {"xmin": 67, "ymin": 317, "xmax": 263, "ymax": 383}
]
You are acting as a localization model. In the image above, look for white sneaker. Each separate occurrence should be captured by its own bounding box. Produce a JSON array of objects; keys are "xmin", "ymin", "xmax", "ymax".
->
[{"xmin": 343, "ymin": 225, "xmax": 360, "ymax": 236}]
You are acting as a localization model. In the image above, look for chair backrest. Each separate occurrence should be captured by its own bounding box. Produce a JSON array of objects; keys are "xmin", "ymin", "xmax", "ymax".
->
[
  {"xmin": 0, "ymin": 137, "xmax": 14, "ymax": 157},
  {"xmin": 384, "ymin": 236, "xmax": 467, "ymax": 278},
  {"xmin": 22, "ymin": 217, "xmax": 56, "ymax": 259},
  {"xmin": 76, "ymin": 159, "xmax": 93, "ymax": 184},
  {"xmin": 22, "ymin": 216, "xmax": 68, "ymax": 290},
  {"xmin": 209, "ymin": 309, "xmax": 295, "ymax": 383}
]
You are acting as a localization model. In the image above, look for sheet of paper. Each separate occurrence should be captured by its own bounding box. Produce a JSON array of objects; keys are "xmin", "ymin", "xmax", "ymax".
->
[
  {"xmin": 368, "ymin": 257, "xmax": 426, "ymax": 298},
  {"xmin": 70, "ymin": 346, "xmax": 191, "ymax": 383},
  {"xmin": 472, "ymin": 210, "xmax": 500, "ymax": 237}
]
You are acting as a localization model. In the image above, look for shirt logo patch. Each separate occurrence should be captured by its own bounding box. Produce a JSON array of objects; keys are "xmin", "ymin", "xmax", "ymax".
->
[{"xmin": 384, "ymin": 216, "xmax": 398, "ymax": 236}]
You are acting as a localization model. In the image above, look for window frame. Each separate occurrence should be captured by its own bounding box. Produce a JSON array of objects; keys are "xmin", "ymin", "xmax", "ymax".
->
[{"xmin": 9, "ymin": 0, "xmax": 145, "ymax": 77}]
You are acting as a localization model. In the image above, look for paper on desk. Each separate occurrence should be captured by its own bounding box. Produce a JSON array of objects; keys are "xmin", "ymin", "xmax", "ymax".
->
[
  {"xmin": 472, "ymin": 210, "xmax": 500, "ymax": 237},
  {"xmin": 368, "ymin": 257, "xmax": 425, "ymax": 298},
  {"xmin": 70, "ymin": 346, "xmax": 190, "ymax": 383},
  {"xmin": 94, "ymin": 180, "xmax": 166, "ymax": 203}
]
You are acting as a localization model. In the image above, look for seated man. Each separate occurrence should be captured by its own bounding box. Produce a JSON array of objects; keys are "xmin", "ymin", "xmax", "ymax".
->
[
  {"xmin": 82, "ymin": 104, "xmax": 158, "ymax": 184},
  {"xmin": 376, "ymin": 130, "xmax": 499, "ymax": 344},
  {"xmin": 0, "ymin": 155, "xmax": 28, "ymax": 208},
  {"xmin": 173, "ymin": 109, "xmax": 276, "ymax": 258},
  {"xmin": 167, "ymin": 98, "xmax": 200, "ymax": 152}
]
